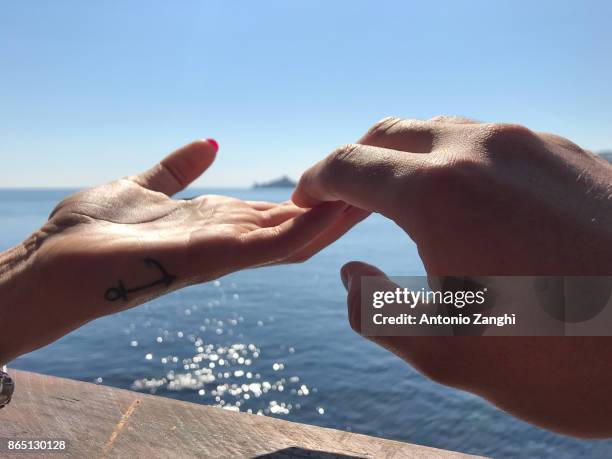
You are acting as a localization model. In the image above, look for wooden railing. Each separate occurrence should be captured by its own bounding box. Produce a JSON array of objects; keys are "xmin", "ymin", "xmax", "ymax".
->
[{"xmin": 0, "ymin": 370, "xmax": 485, "ymax": 458}]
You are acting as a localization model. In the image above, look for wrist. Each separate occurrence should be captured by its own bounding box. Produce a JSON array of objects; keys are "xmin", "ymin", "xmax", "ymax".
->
[{"xmin": 0, "ymin": 235, "xmax": 42, "ymax": 365}]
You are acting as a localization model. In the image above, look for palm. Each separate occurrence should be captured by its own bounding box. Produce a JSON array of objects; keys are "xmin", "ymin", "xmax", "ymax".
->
[
  {"xmin": 50, "ymin": 179, "xmax": 291, "ymax": 240},
  {"xmin": 45, "ymin": 178, "xmax": 319, "ymax": 280}
]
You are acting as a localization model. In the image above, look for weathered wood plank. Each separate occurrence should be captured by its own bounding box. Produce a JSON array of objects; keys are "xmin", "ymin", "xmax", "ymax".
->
[{"xmin": 1, "ymin": 370, "xmax": 485, "ymax": 458}]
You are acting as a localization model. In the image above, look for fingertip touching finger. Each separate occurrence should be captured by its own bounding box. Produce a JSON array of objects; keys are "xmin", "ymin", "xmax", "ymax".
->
[
  {"xmin": 241, "ymin": 201, "xmax": 348, "ymax": 265},
  {"xmin": 293, "ymin": 143, "xmax": 426, "ymax": 218}
]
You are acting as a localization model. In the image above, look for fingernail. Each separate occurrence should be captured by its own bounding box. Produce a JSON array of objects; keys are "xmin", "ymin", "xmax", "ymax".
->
[{"xmin": 207, "ymin": 138, "xmax": 219, "ymax": 153}]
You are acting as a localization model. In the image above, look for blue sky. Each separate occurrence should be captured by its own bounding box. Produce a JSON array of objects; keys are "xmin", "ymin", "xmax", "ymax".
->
[{"xmin": 1, "ymin": 0, "xmax": 611, "ymax": 187}]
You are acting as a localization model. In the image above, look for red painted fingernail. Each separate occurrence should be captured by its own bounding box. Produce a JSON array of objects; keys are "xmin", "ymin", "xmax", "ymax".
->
[{"xmin": 207, "ymin": 138, "xmax": 219, "ymax": 153}]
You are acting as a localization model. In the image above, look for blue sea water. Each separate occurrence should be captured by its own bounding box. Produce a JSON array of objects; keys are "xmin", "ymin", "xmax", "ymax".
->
[{"xmin": 1, "ymin": 188, "xmax": 612, "ymax": 459}]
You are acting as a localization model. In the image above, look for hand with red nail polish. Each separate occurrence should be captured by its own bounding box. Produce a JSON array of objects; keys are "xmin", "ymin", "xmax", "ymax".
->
[{"xmin": 0, "ymin": 139, "xmax": 366, "ymax": 366}]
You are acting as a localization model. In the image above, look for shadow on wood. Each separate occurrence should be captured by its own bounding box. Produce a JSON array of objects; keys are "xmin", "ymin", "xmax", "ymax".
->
[{"xmin": 255, "ymin": 446, "xmax": 364, "ymax": 458}]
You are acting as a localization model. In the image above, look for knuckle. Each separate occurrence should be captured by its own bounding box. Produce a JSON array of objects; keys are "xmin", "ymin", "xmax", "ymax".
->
[
  {"xmin": 428, "ymin": 114, "xmax": 455, "ymax": 123},
  {"xmin": 363, "ymin": 116, "xmax": 403, "ymax": 143},
  {"xmin": 429, "ymin": 114, "xmax": 477, "ymax": 124},
  {"xmin": 325, "ymin": 144, "xmax": 360, "ymax": 173},
  {"xmin": 161, "ymin": 161, "xmax": 188, "ymax": 188},
  {"xmin": 425, "ymin": 155, "xmax": 478, "ymax": 185},
  {"xmin": 47, "ymin": 190, "xmax": 87, "ymax": 220},
  {"xmin": 478, "ymin": 122, "xmax": 542, "ymax": 159},
  {"xmin": 48, "ymin": 200, "xmax": 69, "ymax": 219},
  {"xmin": 486, "ymin": 122, "xmax": 535, "ymax": 142},
  {"xmin": 540, "ymin": 132, "xmax": 584, "ymax": 153}
]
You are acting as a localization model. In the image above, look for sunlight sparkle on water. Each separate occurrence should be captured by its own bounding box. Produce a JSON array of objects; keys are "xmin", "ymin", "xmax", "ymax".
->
[{"xmin": 129, "ymin": 281, "xmax": 322, "ymax": 419}]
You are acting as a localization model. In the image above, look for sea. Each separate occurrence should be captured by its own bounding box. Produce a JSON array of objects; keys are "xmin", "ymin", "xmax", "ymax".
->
[{"xmin": 1, "ymin": 188, "xmax": 611, "ymax": 459}]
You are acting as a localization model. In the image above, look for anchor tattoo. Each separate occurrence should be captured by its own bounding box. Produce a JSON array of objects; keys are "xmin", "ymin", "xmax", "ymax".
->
[{"xmin": 104, "ymin": 257, "xmax": 176, "ymax": 302}]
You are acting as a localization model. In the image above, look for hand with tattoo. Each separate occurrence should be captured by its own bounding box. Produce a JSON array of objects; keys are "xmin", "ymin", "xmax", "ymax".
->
[{"xmin": 0, "ymin": 140, "xmax": 368, "ymax": 365}]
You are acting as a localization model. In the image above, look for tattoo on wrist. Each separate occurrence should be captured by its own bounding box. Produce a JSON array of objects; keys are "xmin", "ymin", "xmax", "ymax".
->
[{"xmin": 104, "ymin": 257, "xmax": 176, "ymax": 302}]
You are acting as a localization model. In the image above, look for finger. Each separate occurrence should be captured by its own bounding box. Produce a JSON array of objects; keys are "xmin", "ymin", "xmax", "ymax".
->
[
  {"xmin": 259, "ymin": 203, "xmax": 308, "ymax": 227},
  {"xmin": 245, "ymin": 201, "xmax": 278, "ymax": 211},
  {"xmin": 341, "ymin": 261, "xmax": 465, "ymax": 385},
  {"xmin": 132, "ymin": 139, "xmax": 219, "ymax": 196},
  {"xmin": 283, "ymin": 206, "xmax": 370, "ymax": 263},
  {"xmin": 341, "ymin": 261, "xmax": 440, "ymax": 360},
  {"xmin": 357, "ymin": 116, "xmax": 440, "ymax": 153},
  {"xmin": 341, "ymin": 261, "xmax": 395, "ymax": 335},
  {"xmin": 292, "ymin": 143, "xmax": 427, "ymax": 215},
  {"xmin": 340, "ymin": 261, "xmax": 416, "ymax": 355},
  {"xmin": 240, "ymin": 201, "xmax": 347, "ymax": 266}
]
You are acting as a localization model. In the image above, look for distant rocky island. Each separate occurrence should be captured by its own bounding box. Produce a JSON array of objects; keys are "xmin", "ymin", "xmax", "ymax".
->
[{"xmin": 253, "ymin": 176, "xmax": 296, "ymax": 188}]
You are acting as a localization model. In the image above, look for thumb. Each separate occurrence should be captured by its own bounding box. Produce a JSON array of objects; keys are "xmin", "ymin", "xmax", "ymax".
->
[
  {"xmin": 292, "ymin": 144, "xmax": 418, "ymax": 216},
  {"xmin": 341, "ymin": 262, "xmax": 459, "ymax": 387},
  {"xmin": 132, "ymin": 139, "xmax": 219, "ymax": 196},
  {"xmin": 340, "ymin": 261, "xmax": 398, "ymax": 337}
]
